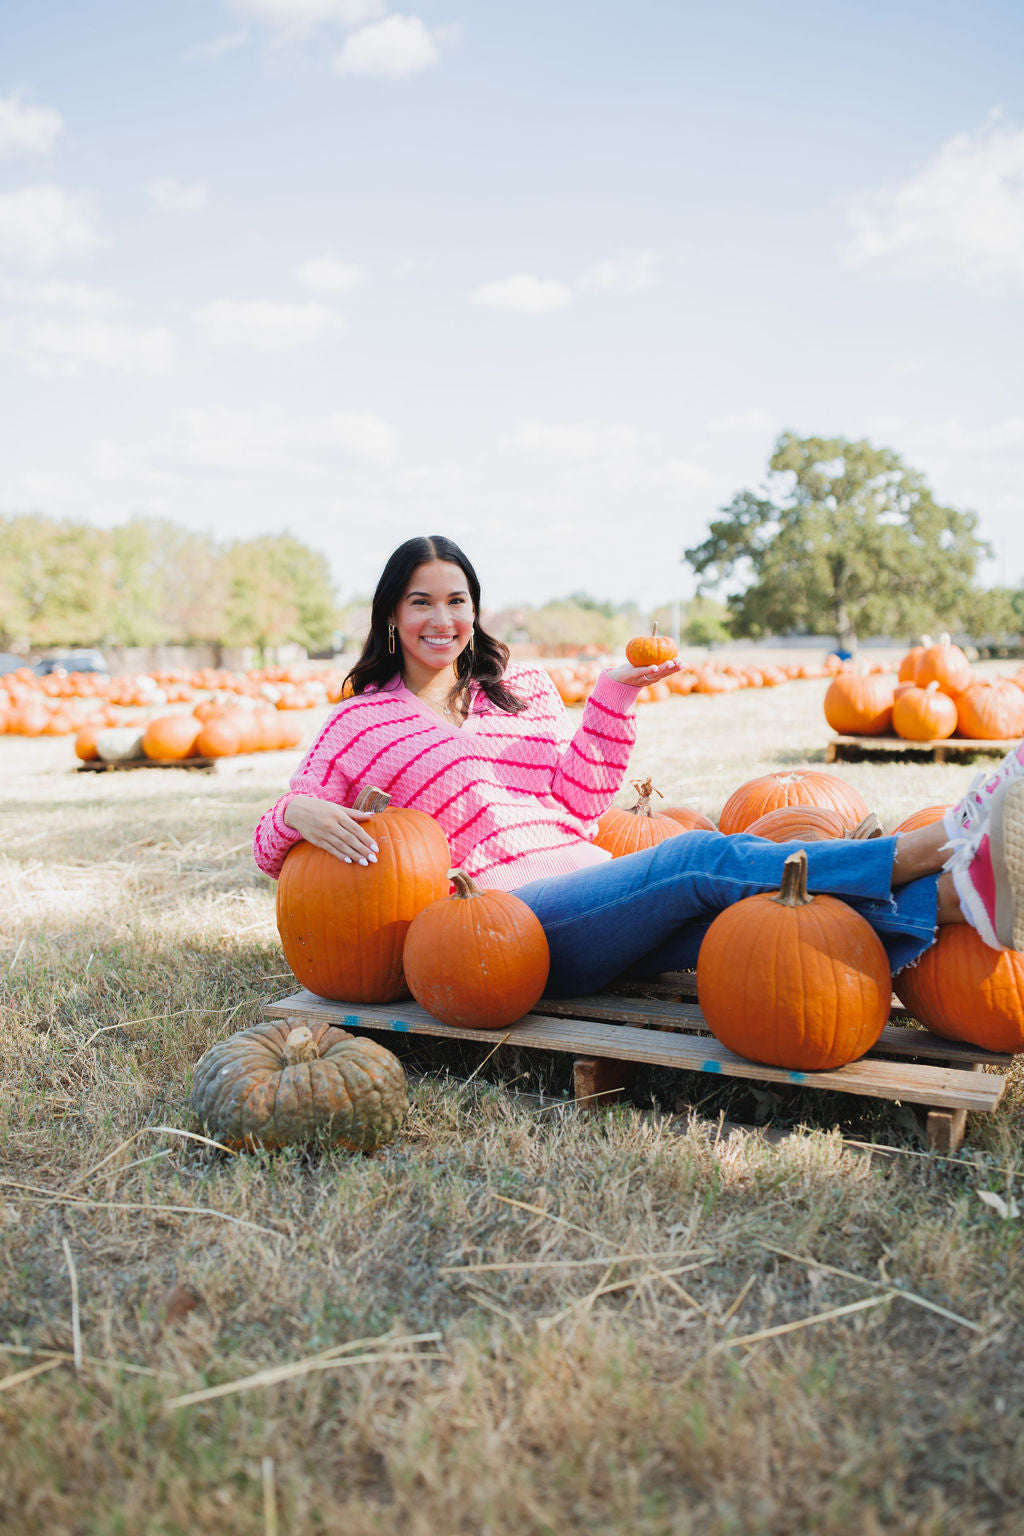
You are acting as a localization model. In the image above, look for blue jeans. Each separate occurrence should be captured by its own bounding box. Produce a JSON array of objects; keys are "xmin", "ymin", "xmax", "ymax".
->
[{"xmin": 514, "ymin": 831, "xmax": 939, "ymax": 997}]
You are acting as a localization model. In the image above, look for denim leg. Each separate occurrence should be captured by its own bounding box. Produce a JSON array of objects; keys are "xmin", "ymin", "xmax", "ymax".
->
[{"xmin": 514, "ymin": 831, "xmax": 939, "ymax": 996}]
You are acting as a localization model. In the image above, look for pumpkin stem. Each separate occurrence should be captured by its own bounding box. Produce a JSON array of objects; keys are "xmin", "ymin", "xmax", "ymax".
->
[
  {"xmin": 650, "ymin": 622, "xmax": 659, "ymax": 637},
  {"xmin": 850, "ymin": 813, "xmax": 883, "ymax": 840},
  {"xmin": 773, "ymin": 849, "xmax": 815, "ymax": 908},
  {"xmin": 282, "ymin": 1026, "xmax": 320, "ymax": 1064},
  {"xmin": 447, "ymin": 868, "xmax": 482, "ymax": 899},
  {"xmin": 629, "ymin": 776, "xmax": 664, "ymax": 816},
  {"xmin": 353, "ymin": 786, "xmax": 391, "ymax": 814}
]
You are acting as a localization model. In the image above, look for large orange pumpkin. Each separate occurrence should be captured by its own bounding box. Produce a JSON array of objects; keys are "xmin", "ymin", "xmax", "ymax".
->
[
  {"xmin": 142, "ymin": 714, "xmax": 203, "ymax": 760},
  {"xmin": 743, "ymin": 805, "xmax": 853, "ymax": 842},
  {"xmin": 594, "ymin": 778, "xmax": 687, "ymax": 857},
  {"xmin": 662, "ymin": 805, "xmax": 716, "ymax": 832},
  {"xmin": 696, "ymin": 849, "xmax": 892, "ymax": 1071},
  {"xmin": 898, "ymin": 640, "xmax": 931, "ymax": 684},
  {"xmin": 915, "ymin": 634, "xmax": 972, "ymax": 697},
  {"xmin": 892, "ymin": 681, "xmax": 958, "ymax": 741},
  {"xmin": 717, "ymin": 770, "xmax": 870, "ymax": 835},
  {"xmin": 195, "ymin": 717, "xmax": 241, "ymax": 758},
  {"xmin": 403, "ymin": 870, "xmax": 550, "ymax": 1029},
  {"xmin": 895, "ymin": 925, "xmax": 1024, "ymax": 1053},
  {"xmin": 276, "ymin": 786, "xmax": 451, "ymax": 1002},
  {"xmin": 891, "ymin": 805, "xmax": 949, "ymax": 835},
  {"xmin": 823, "ymin": 673, "xmax": 894, "ymax": 736},
  {"xmin": 954, "ymin": 679, "xmax": 1024, "ymax": 741}
]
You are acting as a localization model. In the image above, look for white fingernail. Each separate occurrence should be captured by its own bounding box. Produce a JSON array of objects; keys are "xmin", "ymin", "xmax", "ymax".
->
[
  {"xmin": 343, "ymin": 856, "xmax": 353, "ymax": 864},
  {"xmin": 368, "ymin": 853, "xmax": 377, "ymax": 863},
  {"xmin": 359, "ymin": 857, "xmax": 368, "ymax": 866}
]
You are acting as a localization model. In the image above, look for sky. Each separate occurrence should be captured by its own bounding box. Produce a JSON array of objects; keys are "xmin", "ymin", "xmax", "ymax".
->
[{"xmin": 1, "ymin": 0, "xmax": 1022, "ymax": 615}]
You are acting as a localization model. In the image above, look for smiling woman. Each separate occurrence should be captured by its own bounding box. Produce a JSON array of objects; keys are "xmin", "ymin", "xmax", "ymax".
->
[{"xmin": 254, "ymin": 534, "xmax": 1024, "ymax": 1002}]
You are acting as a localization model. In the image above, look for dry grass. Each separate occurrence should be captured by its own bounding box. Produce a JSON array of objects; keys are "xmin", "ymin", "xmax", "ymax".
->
[{"xmin": 3, "ymin": 671, "xmax": 1024, "ymax": 1535}]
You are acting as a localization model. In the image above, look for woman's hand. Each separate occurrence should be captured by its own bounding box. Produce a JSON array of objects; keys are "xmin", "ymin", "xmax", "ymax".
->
[
  {"xmin": 606, "ymin": 659, "xmax": 682, "ymax": 688},
  {"xmin": 283, "ymin": 795, "xmax": 379, "ymax": 865}
]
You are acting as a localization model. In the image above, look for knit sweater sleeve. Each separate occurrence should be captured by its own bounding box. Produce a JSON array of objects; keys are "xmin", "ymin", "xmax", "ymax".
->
[
  {"xmin": 252, "ymin": 703, "xmax": 361, "ymax": 878},
  {"xmin": 512, "ymin": 666, "xmax": 638, "ymax": 821}
]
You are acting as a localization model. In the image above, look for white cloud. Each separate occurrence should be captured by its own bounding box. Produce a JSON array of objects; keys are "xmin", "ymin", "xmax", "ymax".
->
[
  {"xmin": 0, "ymin": 90, "xmax": 62, "ymax": 158},
  {"xmin": 470, "ymin": 274, "xmax": 573, "ymax": 315},
  {"xmin": 94, "ymin": 406, "xmax": 397, "ymax": 484},
  {"xmin": 332, "ymin": 15, "xmax": 440, "ymax": 78},
  {"xmin": 0, "ymin": 184, "xmax": 101, "ymax": 267},
  {"xmin": 707, "ymin": 409, "xmax": 775, "ymax": 435},
  {"xmin": 844, "ymin": 112, "xmax": 1024, "ymax": 284},
  {"xmin": 502, "ymin": 422, "xmax": 647, "ymax": 461},
  {"xmin": 227, "ymin": 0, "xmax": 385, "ymax": 36},
  {"xmin": 185, "ymin": 31, "xmax": 250, "ymax": 61},
  {"xmin": 148, "ymin": 178, "xmax": 208, "ymax": 214},
  {"xmin": 576, "ymin": 249, "xmax": 658, "ymax": 294},
  {"xmin": 0, "ymin": 315, "xmax": 175, "ymax": 375},
  {"xmin": 194, "ymin": 299, "xmax": 345, "ymax": 348},
  {"xmin": 296, "ymin": 254, "xmax": 362, "ymax": 292},
  {"xmin": 0, "ymin": 277, "xmax": 117, "ymax": 313}
]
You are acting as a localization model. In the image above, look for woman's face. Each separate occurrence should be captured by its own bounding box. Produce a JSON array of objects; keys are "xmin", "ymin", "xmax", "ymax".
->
[{"xmin": 392, "ymin": 560, "xmax": 475, "ymax": 675}]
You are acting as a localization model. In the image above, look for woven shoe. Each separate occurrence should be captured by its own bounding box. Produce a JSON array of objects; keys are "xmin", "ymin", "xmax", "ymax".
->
[{"xmin": 949, "ymin": 779, "xmax": 1024, "ymax": 951}]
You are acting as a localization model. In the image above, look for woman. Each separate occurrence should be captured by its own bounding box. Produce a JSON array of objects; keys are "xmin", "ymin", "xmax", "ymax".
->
[{"xmin": 255, "ymin": 535, "xmax": 1024, "ymax": 996}]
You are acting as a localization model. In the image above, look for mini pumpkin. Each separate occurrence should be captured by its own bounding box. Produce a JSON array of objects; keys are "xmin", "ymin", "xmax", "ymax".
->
[
  {"xmin": 625, "ymin": 625, "xmax": 678, "ymax": 668},
  {"xmin": 696, "ymin": 849, "xmax": 891, "ymax": 1071},
  {"xmin": 276, "ymin": 786, "xmax": 451, "ymax": 1002},
  {"xmin": 403, "ymin": 869, "xmax": 550, "ymax": 1028},
  {"xmin": 191, "ymin": 1020, "xmax": 408, "ymax": 1151},
  {"xmin": 594, "ymin": 777, "xmax": 687, "ymax": 857}
]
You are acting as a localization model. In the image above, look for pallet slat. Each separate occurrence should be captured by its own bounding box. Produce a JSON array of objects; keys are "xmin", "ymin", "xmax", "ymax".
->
[
  {"xmin": 826, "ymin": 734, "xmax": 1016, "ymax": 765},
  {"xmin": 266, "ymin": 989, "xmax": 1006, "ymax": 1114},
  {"xmin": 76, "ymin": 757, "xmax": 217, "ymax": 773}
]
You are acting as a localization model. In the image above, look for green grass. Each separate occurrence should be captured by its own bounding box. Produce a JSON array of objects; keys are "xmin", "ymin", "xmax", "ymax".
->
[{"xmin": 2, "ymin": 676, "xmax": 1024, "ymax": 1535}]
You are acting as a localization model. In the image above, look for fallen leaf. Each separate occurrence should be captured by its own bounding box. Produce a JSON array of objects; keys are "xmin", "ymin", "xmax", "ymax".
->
[
  {"xmin": 161, "ymin": 1285, "xmax": 203, "ymax": 1328},
  {"xmin": 976, "ymin": 1190, "xmax": 1020, "ymax": 1221}
]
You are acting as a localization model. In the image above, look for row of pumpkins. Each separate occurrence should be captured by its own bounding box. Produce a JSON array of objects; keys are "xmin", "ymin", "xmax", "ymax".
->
[
  {"xmin": 826, "ymin": 635, "xmax": 1024, "ymax": 742},
  {"xmin": 196, "ymin": 765, "xmax": 1024, "ymax": 1158},
  {"xmin": 548, "ymin": 651, "xmax": 872, "ymax": 707},
  {"xmin": 73, "ymin": 702, "xmax": 306, "ymax": 763}
]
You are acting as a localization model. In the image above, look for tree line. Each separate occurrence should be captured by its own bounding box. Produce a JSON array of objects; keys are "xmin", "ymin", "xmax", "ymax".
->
[{"xmin": 0, "ymin": 515, "xmax": 338, "ymax": 655}]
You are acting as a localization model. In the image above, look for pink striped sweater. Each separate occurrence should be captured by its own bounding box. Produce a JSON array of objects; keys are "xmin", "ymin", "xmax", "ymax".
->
[{"xmin": 253, "ymin": 665, "xmax": 639, "ymax": 891}]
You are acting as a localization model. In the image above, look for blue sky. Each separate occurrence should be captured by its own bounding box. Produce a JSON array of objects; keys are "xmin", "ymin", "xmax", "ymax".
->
[{"xmin": 2, "ymin": 0, "xmax": 1022, "ymax": 613}]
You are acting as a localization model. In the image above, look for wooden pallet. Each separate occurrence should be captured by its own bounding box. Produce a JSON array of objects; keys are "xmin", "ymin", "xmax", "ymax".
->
[
  {"xmin": 76, "ymin": 757, "xmax": 217, "ymax": 773},
  {"xmin": 265, "ymin": 970, "xmax": 1011, "ymax": 1153},
  {"xmin": 826, "ymin": 734, "xmax": 1016, "ymax": 765}
]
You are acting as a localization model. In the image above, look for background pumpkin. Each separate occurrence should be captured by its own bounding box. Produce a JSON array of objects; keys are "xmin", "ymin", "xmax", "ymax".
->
[
  {"xmin": 717, "ymin": 769, "xmax": 869, "ymax": 835},
  {"xmin": 915, "ymin": 633, "xmax": 972, "ymax": 697},
  {"xmin": 276, "ymin": 786, "xmax": 451, "ymax": 1002},
  {"xmin": 403, "ymin": 869, "xmax": 550, "ymax": 1028},
  {"xmin": 890, "ymin": 805, "xmax": 949, "ymax": 835},
  {"xmin": 695, "ymin": 849, "xmax": 891, "ymax": 1071},
  {"xmin": 892, "ymin": 681, "xmax": 958, "ymax": 742},
  {"xmin": 191, "ymin": 1019, "xmax": 408, "ymax": 1151},
  {"xmin": 954, "ymin": 679, "xmax": 1024, "ymax": 741},
  {"xmin": 661, "ymin": 805, "xmax": 716, "ymax": 832},
  {"xmin": 142, "ymin": 713, "xmax": 203, "ymax": 761},
  {"xmin": 823, "ymin": 672, "xmax": 895, "ymax": 736}
]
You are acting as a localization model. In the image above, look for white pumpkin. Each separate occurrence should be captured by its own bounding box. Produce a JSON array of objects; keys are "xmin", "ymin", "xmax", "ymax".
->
[{"xmin": 95, "ymin": 728, "xmax": 145, "ymax": 763}]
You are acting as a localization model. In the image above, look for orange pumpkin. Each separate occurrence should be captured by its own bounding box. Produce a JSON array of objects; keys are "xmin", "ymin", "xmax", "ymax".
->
[
  {"xmin": 894, "ymin": 925, "xmax": 1024, "ymax": 1053},
  {"xmin": 954, "ymin": 679, "xmax": 1024, "ymax": 741},
  {"xmin": 625, "ymin": 625, "xmax": 677, "ymax": 668},
  {"xmin": 897, "ymin": 637, "xmax": 932, "ymax": 684},
  {"xmin": 823, "ymin": 673, "xmax": 894, "ymax": 736},
  {"xmin": 891, "ymin": 805, "xmax": 949, "ymax": 835},
  {"xmin": 594, "ymin": 778, "xmax": 687, "ymax": 857},
  {"xmin": 892, "ymin": 681, "xmax": 957, "ymax": 741},
  {"xmin": 195, "ymin": 717, "xmax": 241, "ymax": 758},
  {"xmin": 74, "ymin": 723, "xmax": 103, "ymax": 761},
  {"xmin": 276, "ymin": 786, "xmax": 451, "ymax": 1002},
  {"xmin": 142, "ymin": 714, "xmax": 203, "ymax": 761},
  {"xmin": 742, "ymin": 805, "xmax": 852, "ymax": 842},
  {"xmin": 661, "ymin": 805, "xmax": 716, "ymax": 832},
  {"xmin": 403, "ymin": 869, "xmax": 550, "ymax": 1028},
  {"xmin": 696, "ymin": 849, "xmax": 891, "ymax": 1070},
  {"xmin": 915, "ymin": 633, "xmax": 972, "ymax": 697},
  {"xmin": 717, "ymin": 770, "xmax": 869, "ymax": 835}
]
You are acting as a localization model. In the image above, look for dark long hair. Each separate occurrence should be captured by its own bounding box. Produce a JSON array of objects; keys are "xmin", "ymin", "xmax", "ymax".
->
[{"xmin": 345, "ymin": 535, "xmax": 526, "ymax": 714}]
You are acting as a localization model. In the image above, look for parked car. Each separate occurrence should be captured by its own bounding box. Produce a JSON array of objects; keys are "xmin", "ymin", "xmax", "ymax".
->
[
  {"xmin": 0, "ymin": 652, "xmax": 31, "ymax": 676},
  {"xmin": 33, "ymin": 649, "xmax": 110, "ymax": 677}
]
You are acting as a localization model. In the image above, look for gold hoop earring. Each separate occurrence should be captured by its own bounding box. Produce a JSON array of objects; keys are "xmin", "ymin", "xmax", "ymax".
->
[
  {"xmin": 388, "ymin": 623, "xmax": 396, "ymax": 655},
  {"xmin": 468, "ymin": 630, "xmax": 475, "ymax": 658}
]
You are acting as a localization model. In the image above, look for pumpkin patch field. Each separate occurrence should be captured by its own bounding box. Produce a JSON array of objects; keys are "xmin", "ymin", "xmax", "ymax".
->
[{"xmin": 3, "ymin": 662, "xmax": 1024, "ymax": 1536}]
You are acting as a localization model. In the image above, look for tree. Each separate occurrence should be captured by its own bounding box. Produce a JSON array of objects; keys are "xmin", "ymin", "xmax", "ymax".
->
[
  {"xmin": 221, "ymin": 534, "xmax": 338, "ymax": 658},
  {"xmin": 684, "ymin": 433, "xmax": 989, "ymax": 651},
  {"xmin": 0, "ymin": 513, "xmax": 111, "ymax": 648}
]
